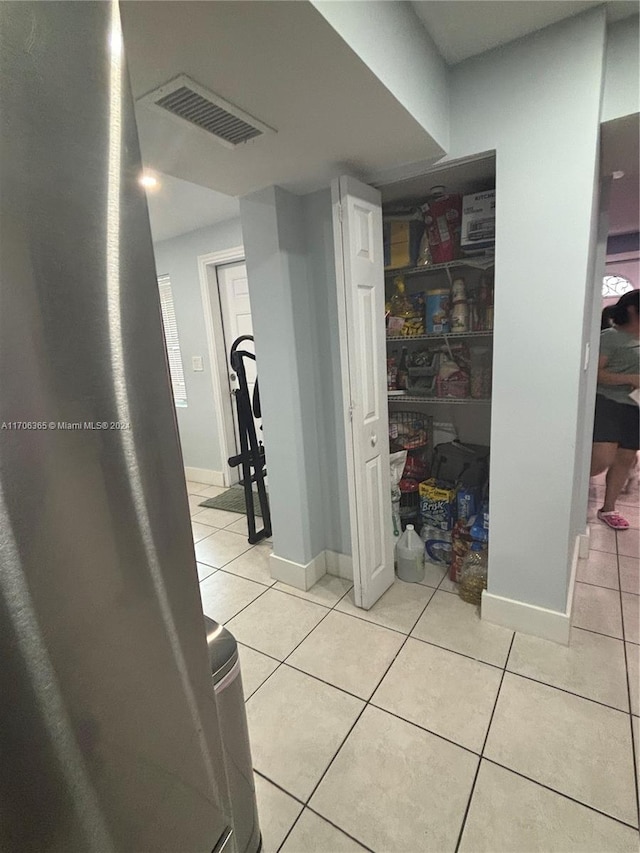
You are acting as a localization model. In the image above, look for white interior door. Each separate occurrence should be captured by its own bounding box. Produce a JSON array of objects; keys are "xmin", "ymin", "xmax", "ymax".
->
[
  {"xmin": 332, "ymin": 175, "xmax": 394, "ymax": 609},
  {"xmin": 217, "ymin": 262, "xmax": 261, "ymax": 460}
]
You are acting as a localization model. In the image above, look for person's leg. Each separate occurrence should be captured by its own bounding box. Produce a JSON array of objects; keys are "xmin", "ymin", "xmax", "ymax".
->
[
  {"xmin": 591, "ymin": 442, "xmax": 617, "ymax": 477},
  {"xmin": 609, "ymin": 403, "xmax": 640, "ymax": 501},
  {"xmin": 601, "ymin": 447, "xmax": 638, "ymax": 516},
  {"xmin": 622, "ymin": 452, "xmax": 640, "ymax": 494}
]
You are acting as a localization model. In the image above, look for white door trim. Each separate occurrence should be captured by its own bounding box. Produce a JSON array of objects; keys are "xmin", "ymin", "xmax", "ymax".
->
[{"xmin": 197, "ymin": 246, "xmax": 245, "ymax": 488}]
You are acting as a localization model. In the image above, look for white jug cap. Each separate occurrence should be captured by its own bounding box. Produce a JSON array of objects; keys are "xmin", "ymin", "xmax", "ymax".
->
[{"xmin": 406, "ymin": 524, "xmax": 414, "ymax": 530}]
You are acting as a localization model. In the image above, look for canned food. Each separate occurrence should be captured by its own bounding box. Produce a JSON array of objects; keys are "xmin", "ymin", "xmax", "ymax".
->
[{"xmin": 426, "ymin": 289, "xmax": 450, "ymax": 334}]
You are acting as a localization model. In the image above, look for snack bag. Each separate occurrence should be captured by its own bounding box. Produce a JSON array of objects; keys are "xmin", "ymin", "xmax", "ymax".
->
[{"xmin": 423, "ymin": 193, "xmax": 462, "ymax": 264}]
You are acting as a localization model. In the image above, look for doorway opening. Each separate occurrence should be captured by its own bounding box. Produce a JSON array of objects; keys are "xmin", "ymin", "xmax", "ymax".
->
[
  {"xmin": 198, "ymin": 248, "xmax": 262, "ymax": 488},
  {"xmin": 587, "ymin": 114, "xmax": 640, "ymax": 527}
]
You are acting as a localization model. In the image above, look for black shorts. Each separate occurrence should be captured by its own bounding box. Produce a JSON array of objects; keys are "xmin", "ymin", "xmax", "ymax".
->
[{"xmin": 593, "ymin": 394, "xmax": 640, "ymax": 450}]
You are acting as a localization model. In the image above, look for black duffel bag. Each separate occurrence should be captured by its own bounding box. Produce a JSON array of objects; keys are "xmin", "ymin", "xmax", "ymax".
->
[{"xmin": 431, "ymin": 441, "xmax": 490, "ymax": 488}]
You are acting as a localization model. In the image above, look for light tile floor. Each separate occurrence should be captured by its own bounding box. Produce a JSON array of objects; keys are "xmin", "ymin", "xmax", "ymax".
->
[{"xmin": 187, "ymin": 479, "xmax": 640, "ymax": 852}]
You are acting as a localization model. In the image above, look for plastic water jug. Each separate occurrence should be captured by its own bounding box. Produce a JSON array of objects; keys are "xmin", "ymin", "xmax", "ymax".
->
[{"xmin": 396, "ymin": 524, "xmax": 425, "ymax": 583}]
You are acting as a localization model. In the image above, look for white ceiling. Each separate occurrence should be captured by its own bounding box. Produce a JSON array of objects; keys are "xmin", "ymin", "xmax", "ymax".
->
[
  {"xmin": 411, "ymin": 1, "xmax": 639, "ymax": 64},
  {"xmin": 121, "ymin": 1, "xmax": 442, "ymax": 199},
  {"xmin": 145, "ymin": 172, "xmax": 239, "ymax": 243}
]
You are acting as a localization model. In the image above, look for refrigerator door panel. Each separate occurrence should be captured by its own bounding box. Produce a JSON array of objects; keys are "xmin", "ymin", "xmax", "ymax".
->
[{"xmin": 0, "ymin": 2, "xmax": 230, "ymax": 850}]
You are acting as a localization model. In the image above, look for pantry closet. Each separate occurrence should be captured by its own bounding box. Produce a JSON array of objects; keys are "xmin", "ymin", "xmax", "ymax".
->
[{"xmin": 332, "ymin": 154, "xmax": 496, "ymax": 611}]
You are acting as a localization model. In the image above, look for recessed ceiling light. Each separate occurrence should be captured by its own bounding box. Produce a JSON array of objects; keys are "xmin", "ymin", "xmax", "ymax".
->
[
  {"xmin": 612, "ymin": 170, "xmax": 625, "ymax": 180},
  {"xmin": 139, "ymin": 173, "xmax": 159, "ymax": 189}
]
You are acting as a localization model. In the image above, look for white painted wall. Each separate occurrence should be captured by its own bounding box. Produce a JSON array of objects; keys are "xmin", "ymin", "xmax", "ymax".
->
[
  {"xmin": 239, "ymin": 186, "xmax": 353, "ymax": 570},
  {"xmin": 312, "ymin": 0, "xmax": 449, "ymax": 153},
  {"xmin": 303, "ymin": 189, "xmax": 351, "ymax": 556},
  {"xmin": 602, "ymin": 16, "xmax": 640, "ymax": 123},
  {"xmin": 153, "ymin": 218, "xmax": 243, "ymax": 473},
  {"xmin": 240, "ymin": 187, "xmax": 326, "ymax": 567},
  {"xmin": 447, "ymin": 8, "xmax": 607, "ymax": 613}
]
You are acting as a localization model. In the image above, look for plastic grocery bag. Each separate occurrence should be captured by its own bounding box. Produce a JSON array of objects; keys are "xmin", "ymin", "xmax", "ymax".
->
[{"xmin": 390, "ymin": 450, "xmax": 407, "ymax": 537}]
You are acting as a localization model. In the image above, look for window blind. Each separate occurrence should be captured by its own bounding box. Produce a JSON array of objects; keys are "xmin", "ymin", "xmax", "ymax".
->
[{"xmin": 158, "ymin": 275, "xmax": 188, "ymax": 407}]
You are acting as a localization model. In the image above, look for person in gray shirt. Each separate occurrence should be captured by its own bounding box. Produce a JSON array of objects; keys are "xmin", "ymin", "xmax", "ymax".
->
[{"xmin": 590, "ymin": 290, "xmax": 640, "ymax": 529}]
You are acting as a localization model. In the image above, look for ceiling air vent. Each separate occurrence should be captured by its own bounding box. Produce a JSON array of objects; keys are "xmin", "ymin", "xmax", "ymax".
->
[{"xmin": 138, "ymin": 75, "xmax": 275, "ymax": 149}]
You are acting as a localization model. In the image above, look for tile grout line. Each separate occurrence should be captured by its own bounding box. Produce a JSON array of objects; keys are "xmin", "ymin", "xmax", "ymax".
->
[
  {"xmin": 503, "ymin": 670, "xmax": 634, "ymax": 716},
  {"xmin": 253, "ymin": 768, "xmax": 306, "ymax": 809},
  {"xmin": 614, "ymin": 531, "xmax": 640, "ymax": 830},
  {"xmin": 303, "ymin": 805, "xmax": 375, "ymax": 853},
  {"xmin": 244, "ymin": 594, "xmax": 339, "ymax": 711},
  {"xmin": 481, "ymin": 756, "xmax": 640, "ymax": 832},
  {"xmin": 364, "ymin": 701, "xmax": 483, "ymax": 759},
  {"xmin": 576, "ymin": 578, "xmax": 640, "ymax": 595},
  {"xmin": 573, "ymin": 624, "xmax": 629, "ymax": 643},
  {"xmin": 408, "ymin": 632, "xmax": 505, "ymax": 670},
  {"xmin": 214, "ymin": 569, "xmax": 274, "ymax": 589},
  {"xmin": 453, "ymin": 632, "xmax": 515, "ymax": 853},
  {"xmin": 255, "ymin": 763, "xmax": 376, "ymax": 853},
  {"xmin": 332, "ymin": 582, "xmax": 442, "ymax": 635}
]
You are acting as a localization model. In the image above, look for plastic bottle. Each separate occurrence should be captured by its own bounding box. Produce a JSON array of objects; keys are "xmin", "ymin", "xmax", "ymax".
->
[
  {"xmin": 420, "ymin": 524, "xmax": 452, "ymax": 567},
  {"xmin": 391, "ymin": 487, "xmax": 402, "ymax": 538},
  {"xmin": 397, "ymin": 346, "xmax": 409, "ymax": 390},
  {"xmin": 477, "ymin": 276, "xmax": 489, "ymax": 331},
  {"xmin": 396, "ymin": 524, "xmax": 425, "ymax": 583},
  {"xmin": 450, "ymin": 277, "xmax": 468, "ymax": 333},
  {"xmin": 458, "ymin": 543, "xmax": 488, "ymax": 605},
  {"xmin": 470, "ymin": 501, "xmax": 489, "ymax": 543},
  {"xmin": 390, "ymin": 276, "xmax": 412, "ymax": 318}
]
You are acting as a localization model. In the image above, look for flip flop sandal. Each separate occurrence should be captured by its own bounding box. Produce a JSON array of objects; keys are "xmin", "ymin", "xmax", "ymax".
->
[{"xmin": 597, "ymin": 510, "xmax": 630, "ymax": 530}]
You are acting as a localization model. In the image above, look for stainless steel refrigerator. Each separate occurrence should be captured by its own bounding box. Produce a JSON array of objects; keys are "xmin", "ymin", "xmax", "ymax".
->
[{"xmin": 0, "ymin": 3, "xmax": 259, "ymax": 851}]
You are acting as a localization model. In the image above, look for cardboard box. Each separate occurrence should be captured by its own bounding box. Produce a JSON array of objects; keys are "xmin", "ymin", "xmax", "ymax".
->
[
  {"xmin": 419, "ymin": 479, "xmax": 457, "ymax": 531},
  {"xmin": 461, "ymin": 190, "xmax": 495, "ymax": 253},
  {"xmin": 384, "ymin": 219, "xmax": 424, "ymax": 270}
]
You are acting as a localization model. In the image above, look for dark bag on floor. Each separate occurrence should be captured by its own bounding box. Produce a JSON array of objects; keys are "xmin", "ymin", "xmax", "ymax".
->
[{"xmin": 431, "ymin": 441, "xmax": 490, "ymax": 488}]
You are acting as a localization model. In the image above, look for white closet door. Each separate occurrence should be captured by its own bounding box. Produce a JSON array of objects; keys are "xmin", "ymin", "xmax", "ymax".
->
[{"xmin": 332, "ymin": 175, "xmax": 394, "ymax": 609}]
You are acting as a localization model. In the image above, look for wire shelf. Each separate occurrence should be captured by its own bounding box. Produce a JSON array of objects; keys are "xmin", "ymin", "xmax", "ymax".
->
[
  {"xmin": 388, "ymin": 395, "xmax": 491, "ymax": 405},
  {"xmin": 386, "ymin": 330, "xmax": 493, "ymax": 343},
  {"xmin": 384, "ymin": 257, "xmax": 495, "ymax": 277}
]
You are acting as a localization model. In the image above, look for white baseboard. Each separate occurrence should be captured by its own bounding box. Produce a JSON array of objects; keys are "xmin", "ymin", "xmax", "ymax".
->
[
  {"xmin": 325, "ymin": 550, "xmax": 353, "ymax": 580},
  {"xmin": 481, "ymin": 592, "xmax": 571, "ymax": 645},
  {"xmin": 185, "ymin": 467, "xmax": 225, "ymax": 487},
  {"xmin": 269, "ymin": 551, "xmax": 327, "ymax": 591},
  {"xmin": 481, "ymin": 535, "xmax": 581, "ymax": 646},
  {"xmin": 566, "ymin": 533, "xmax": 580, "ymax": 635},
  {"xmin": 578, "ymin": 526, "xmax": 590, "ymax": 559}
]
